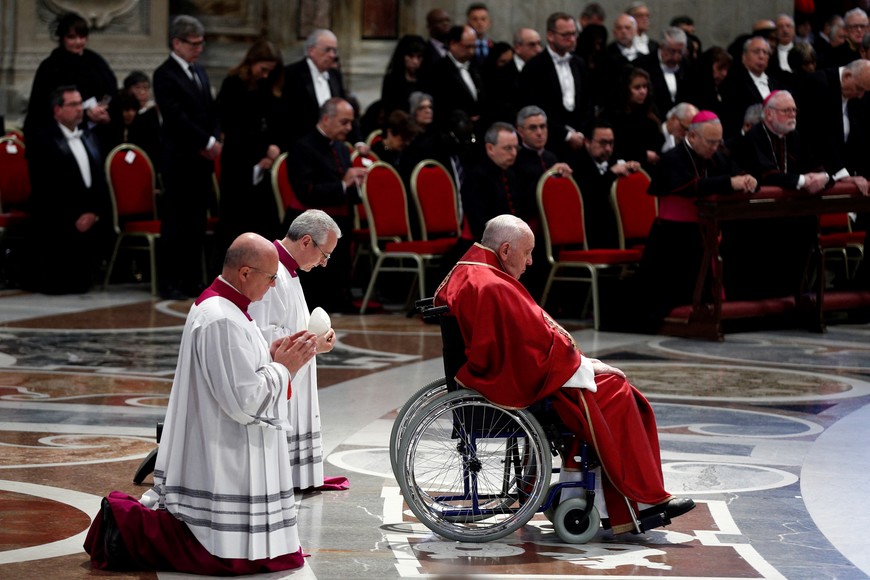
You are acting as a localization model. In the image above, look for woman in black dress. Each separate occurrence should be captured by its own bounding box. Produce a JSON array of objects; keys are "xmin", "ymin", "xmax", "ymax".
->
[
  {"xmin": 380, "ymin": 35, "xmax": 427, "ymax": 117},
  {"xmin": 24, "ymin": 12, "xmax": 117, "ymax": 151},
  {"xmin": 599, "ymin": 66, "xmax": 664, "ymax": 170},
  {"xmin": 214, "ymin": 40, "xmax": 285, "ymax": 260}
]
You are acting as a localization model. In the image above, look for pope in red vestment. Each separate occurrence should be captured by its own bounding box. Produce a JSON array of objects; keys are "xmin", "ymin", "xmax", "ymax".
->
[{"xmin": 433, "ymin": 215, "xmax": 693, "ymax": 534}]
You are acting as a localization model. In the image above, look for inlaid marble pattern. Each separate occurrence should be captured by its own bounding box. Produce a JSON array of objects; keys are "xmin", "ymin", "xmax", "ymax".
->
[{"xmin": 0, "ymin": 288, "xmax": 868, "ymax": 579}]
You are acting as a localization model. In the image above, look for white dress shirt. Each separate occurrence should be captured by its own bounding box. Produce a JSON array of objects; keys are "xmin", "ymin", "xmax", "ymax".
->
[
  {"xmin": 547, "ymin": 45, "xmax": 575, "ymax": 112},
  {"xmin": 447, "ymin": 52, "xmax": 478, "ymax": 101},
  {"xmin": 306, "ymin": 57, "xmax": 332, "ymax": 107},
  {"xmin": 750, "ymin": 71, "xmax": 771, "ymax": 99},
  {"xmin": 59, "ymin": 123, "xmax": 92, "ymax": 188},
  {"xmin": 777, "ymin": 42, "xmax": 793, "ymax": 73}
]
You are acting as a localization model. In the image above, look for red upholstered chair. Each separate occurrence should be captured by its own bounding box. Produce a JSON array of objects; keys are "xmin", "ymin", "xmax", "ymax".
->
[
  {"xmin": 351, "ymin": 149, "xmax": 379, "ymax": 168},
  {"xmin": 819, "ymin": 212, "xmax": 865, "ymax": 280},
  {"xmin": 103, "ymin": 144, "xmax": 161, "ymax": 295},
  {"xmin": 270, "ymin": 152, "xmax": 306, "ymax": 226},
  {"xmin": 3, "ymin": 128, "xmax": 25, "ymax": 143},
  {"xmin": 359, "ymin": 162, "xmax": 455, "ymax": 313},
  {"xmin": 0, "ymin": 136, "xmax": 31, "ymax": 234},
  {"xmin": 365, "ymin": 129, "xmax": 383, "ymax": 147},
  {"xmin": 537, "ymin": 168, "xmax": 642, "ymax": 329},
  {"xmin": 610, "ymin": 169, "xmax": 655, "ymax": 250},
  {"xmin": 410, "ymin": 159, "xmax": 461, "ymax": 241}
]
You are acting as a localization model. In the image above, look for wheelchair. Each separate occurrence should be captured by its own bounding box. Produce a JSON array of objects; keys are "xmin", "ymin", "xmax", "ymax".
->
[{"xmin": 390, "ymin": 299, "xmax": 602, "ymax": 543}]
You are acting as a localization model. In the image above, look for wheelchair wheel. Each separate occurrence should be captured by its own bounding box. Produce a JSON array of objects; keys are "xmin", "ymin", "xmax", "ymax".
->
[
  {"xmin": 554, "ymin": 497, "xmax": 600, "ymax": 544},
  {"xmin": 543, "ymin": 483, "xmax": 561, "ymax": 522},
  {"xmin": 389, "ymin": 377, "xmax": 448, "ymax": 479},
  {"xmin": 397, "ymin": 389, "xmax": 552, "ymax": 542}
]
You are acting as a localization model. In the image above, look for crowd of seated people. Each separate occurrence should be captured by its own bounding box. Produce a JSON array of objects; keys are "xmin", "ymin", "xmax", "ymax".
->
[{"xmin": 5, "ymin": 4, "xmax": 869, "ymax": 329}]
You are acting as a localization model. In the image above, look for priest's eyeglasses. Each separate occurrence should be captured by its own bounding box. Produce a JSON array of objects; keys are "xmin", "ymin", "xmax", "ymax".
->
[
  {"xmin": 245, "ymin": 266, "xmax": 278, "ymax": 283},
  {"xmin": 312, "ymin": 240, "xmax": 331, "ymax": 262}
]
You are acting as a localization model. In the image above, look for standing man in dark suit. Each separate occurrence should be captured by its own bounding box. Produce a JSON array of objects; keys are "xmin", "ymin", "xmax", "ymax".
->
[
  {"xmin": 428, "ymin": 25, "xmax": 483, "ymax": 135},
  {"xmin": 423, "ymin": 8, "xmax": 452, "ymax": 71},
  {"xmin": 721, "ymin": 37, "xmax": 781, "ymax": 138},
  {"xmin": 636, "ymin": 27, "xmax": 692, "ymax": 121},
  {"xmin": 795, "ymin": 59, "xmax": 870, "ymax": 188},
  {"xmin": 520, "ymin": 12, "xmax": 593, "ymax": 166},
  {"xmin": 153, "ymin": 15, "xmax": 221, "ymax": 299},
  {"xmin": 286, "ymin": 98, "xmax": 366, "ymax": 312},
  {"xmin": 483, "ymin": 27, "xmax": 543, "ymax": 125},
  {"xmin": 24, "ymin": 85, "xmax": 110, "ymax": 294},
  {"xmin": 281, "ymin": 29, "xmax": 357, "ymax": 147}
]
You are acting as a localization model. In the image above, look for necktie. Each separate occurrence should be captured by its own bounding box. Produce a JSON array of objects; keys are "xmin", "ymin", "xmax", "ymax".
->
[{"xmin": 188, "ymin": 64, "xmax": 203, "ymax": 92}]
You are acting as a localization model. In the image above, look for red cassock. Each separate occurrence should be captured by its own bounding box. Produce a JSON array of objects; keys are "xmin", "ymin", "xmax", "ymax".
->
[{"xmin": 434, "ymin": 243, "xmax": 672, "ymax": 533}]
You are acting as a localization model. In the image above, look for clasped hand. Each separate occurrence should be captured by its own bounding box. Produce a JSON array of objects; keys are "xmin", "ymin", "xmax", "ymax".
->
[{"xmin": 270, "ymin": 330, "xmax": 317, "ymax": 375}]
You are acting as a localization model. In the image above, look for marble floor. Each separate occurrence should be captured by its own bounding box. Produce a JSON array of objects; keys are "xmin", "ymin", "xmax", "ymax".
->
[{"xmin": 1, "ymin": 284, "xmax": 869, "ymax": 580}]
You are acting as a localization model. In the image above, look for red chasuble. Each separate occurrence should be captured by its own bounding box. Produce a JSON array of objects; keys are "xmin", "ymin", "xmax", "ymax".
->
[
  {"xmin": 434, "ymin": 243, "xmax": 671, "ymax": 533},
  {"xmin": 434, "ymin": 243, "xmax": 580, "ymax": 408}
]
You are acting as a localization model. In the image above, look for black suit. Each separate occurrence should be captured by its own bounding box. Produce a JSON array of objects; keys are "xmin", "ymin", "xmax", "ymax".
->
[
  {"xmin": 482, "ymin": 59, "xmax": 521, "ymax": 125},
  {"xmin": 636, "ymin": 51, "xmax": 693, "ymax": 120},
  {"xmin": 24, "ymin": 123, "xmax": 110, "ymax": 293},
  {"xmin": 153, "ymin": 55, "xmax": 220, "ymax": 296},
  {"xmin": 427, "ymin": 55, "xmax": 483, "ymax": 132},
  {"xmin": 281, "ymin": 58, "xmax": 353, "ymax": 147},
  {"xmin": 593, "ymin": 43, "xmax": 639, "ymax": 105},
  {"xmin": 519, "ymin": 50, "xmax": 593, "ymax": 161},
  {"xmin": 795, "ymin": 68, "xmax": 869, "ymax": 177},
  {"xmin": 720, "ymin": 66, "xmax": 781, "ymax": 138},
  {"xmin": 572, "ymin": 149, "xmax": 621, "ymax": 249}
]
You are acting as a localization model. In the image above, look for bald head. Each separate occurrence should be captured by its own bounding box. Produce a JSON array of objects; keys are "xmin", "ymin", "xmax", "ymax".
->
[
  {"xmin": 842, "ymin": 59, "xmax": 870, "ymax": 100},
  {"xmin": 223, "ymin": 233, "xmax": 279, "ymax": 301}
]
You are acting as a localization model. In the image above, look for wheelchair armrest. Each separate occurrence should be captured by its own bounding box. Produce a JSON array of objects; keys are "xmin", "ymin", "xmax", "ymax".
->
[{"xmin": 417, "ymin": 297, "xmax": 451, "ymax": 319}]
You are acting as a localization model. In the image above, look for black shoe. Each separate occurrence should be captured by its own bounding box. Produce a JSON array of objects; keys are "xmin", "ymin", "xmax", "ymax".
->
[
  {"xmin": 100, "ymin": 498, "xmax": 132, "ymax": 569},
  {"xmin": 638, "ymin": 497, "xmax": 695, "ymax": 521}
]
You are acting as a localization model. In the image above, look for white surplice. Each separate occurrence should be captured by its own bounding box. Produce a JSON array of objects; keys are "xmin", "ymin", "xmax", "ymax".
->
[
  {"xmin": 153, "ymin": 277, "xmax": 300, "ymax": 560},
  {"xmin": 248, "ymin": 241, "xmax": 324, "ymax": 489}
]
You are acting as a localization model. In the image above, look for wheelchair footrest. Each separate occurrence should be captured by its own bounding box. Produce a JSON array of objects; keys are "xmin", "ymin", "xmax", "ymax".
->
[
  {"xmin": 600, "ymin": 511, "xmax": 671, "ymax": 534},
  {"xmin": 636, "ymin": 512, "xmax": 671, "ymax": 533}
]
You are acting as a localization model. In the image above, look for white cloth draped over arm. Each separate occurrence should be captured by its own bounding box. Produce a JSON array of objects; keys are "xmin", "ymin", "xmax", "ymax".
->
[{"xmin": 562, "ymin": 355, "xmax": 598, "ymax": 392}]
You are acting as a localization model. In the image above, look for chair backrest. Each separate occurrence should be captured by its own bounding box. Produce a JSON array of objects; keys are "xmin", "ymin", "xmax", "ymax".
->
[
  {"xmin": 0, "ymin": 136, "xmax": 31, "ymax": 211},
  {"xmin": 104, "ymin": 144, "xmax": 157, "ymax": 232},
  {"xmin": 537, "ymin": 168, "xmax": 586, "ymax": 263},
  {"xmin": 365, "ymin": 129, "xmax": 383, "ymax": 147},
  {"xmin": 361, "ymin": 161, "xmax": 412, "ymax": 248},
  {"xmin": 610, "ymin": 169, "xmax": 654, "ymax": 249},
  {"xmin": 351, "ymin": 150, "xmax": 379, "ymax": 168},
  {"xmin": 819, "ymin": 212, "xmax": 851, "ymax": 232},
  {"xmin": 410, "ymin": 159, "xmax": 460, "ymax": 240},
  {"xmin": 271, "ymin": 152, "xmax": 305, "ymax": 225},
  {"xmin": 3, "ymin": 129, "xmax": 25, "ymax": 143}
]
